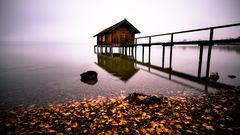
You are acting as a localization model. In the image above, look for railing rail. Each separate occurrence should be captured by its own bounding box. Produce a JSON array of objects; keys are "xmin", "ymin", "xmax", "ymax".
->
[{"xmin": 135, "ymin": 23, "xmax": 240, "ymax": 40}]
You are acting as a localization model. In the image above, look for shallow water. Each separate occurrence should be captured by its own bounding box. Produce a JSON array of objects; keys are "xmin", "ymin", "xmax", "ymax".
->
[{"xmin": 0, "ymin": 42, "xmax": 239, "ymax": 111}]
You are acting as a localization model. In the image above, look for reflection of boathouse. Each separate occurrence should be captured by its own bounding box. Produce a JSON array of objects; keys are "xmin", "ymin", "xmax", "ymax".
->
[
  {"xmin": 94, "ymin": 19, "xmax": 140, "ymax": 45},
  {"xmin": 96, "ymin": 54, "xmax": 139, "ymax": 81}
]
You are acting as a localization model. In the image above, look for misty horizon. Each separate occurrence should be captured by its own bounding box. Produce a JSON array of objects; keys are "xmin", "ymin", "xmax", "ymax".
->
[{"xmin": 0, "ymin": 0, "xmax": 240, "ymax": 44}]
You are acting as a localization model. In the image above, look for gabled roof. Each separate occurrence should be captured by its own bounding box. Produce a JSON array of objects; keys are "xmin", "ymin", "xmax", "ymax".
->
[{"xmin": 93, "ymin": 19, "xmax": 140, "ymax": 37}]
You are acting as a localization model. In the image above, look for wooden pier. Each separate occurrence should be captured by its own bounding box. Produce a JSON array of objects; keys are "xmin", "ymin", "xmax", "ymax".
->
[{"xmin": 94, "ymin": 23, "xmax": 240, "ymax": 82}]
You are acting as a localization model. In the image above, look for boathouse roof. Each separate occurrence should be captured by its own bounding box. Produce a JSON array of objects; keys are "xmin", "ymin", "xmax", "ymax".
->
[{"xmin": 93, "ymin": 19, "xmax": 140, "ymax": 37}]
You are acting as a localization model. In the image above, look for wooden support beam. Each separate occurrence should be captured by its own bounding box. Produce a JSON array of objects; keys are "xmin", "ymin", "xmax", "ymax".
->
[
  {"xmin": 169, "ymin": 34, "xmax": 174, "ymax": 69},
  {"xmin": 148, "ymin": 36, "xmax": 151, "ymax": 64},
  {"xmin": 162, "ymin": 46, "xmax": 165, "ymax": 68},
  {"xmin": 148, "ymin": 45, "xmax": 151, "ymax": 64},
  {"xmin": 206, "ymin": 28, "xmax": 214, "ymax": 78},
  {"xmin": 128, "ymin": 47, "xmax": 130, "ymax": 56},
  {"xmin": 135, "ymin": 46, "xmax": 137, "ymax": 60},
  {"xmin": 198, "ymin": 45, "xmax": 203, "ymax": 78},
  {"xmin": 131, "ymin": 47, "xmax": 134, "ymax": 56},
  {"xmin": 142, "ymin": 46, "xmax": 144, "ymax": 63},
  {"xmin": 149, "ymin": 36, "xmax": 151, "ymax": 44},
  {"xmin": 169, "ymin": 46, "xmax": 173, "ymax": 69}
]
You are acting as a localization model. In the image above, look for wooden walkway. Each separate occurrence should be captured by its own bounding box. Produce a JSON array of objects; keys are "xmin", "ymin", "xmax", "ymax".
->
[{"xmin": 94, "ymin": 23, "xmax": 240, "ymax": 81}]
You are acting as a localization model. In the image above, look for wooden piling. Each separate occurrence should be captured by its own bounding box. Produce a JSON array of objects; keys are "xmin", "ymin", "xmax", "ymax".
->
[
  {"xmin": 169, "ymin": 34, "xmax": 174, "ymax": 69},
  {"xmin": 206, "ymin": 28, "xmax": 214, "ymax": 79},
  {"xmin": 198, "ymin": 45, "xmax": 203, "ymax": 78}
]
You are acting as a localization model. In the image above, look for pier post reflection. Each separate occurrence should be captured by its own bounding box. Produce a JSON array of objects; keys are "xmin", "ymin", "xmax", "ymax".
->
[{"xmin": 95, "ymin": 50, "xmax": 234, "ymax": 93}]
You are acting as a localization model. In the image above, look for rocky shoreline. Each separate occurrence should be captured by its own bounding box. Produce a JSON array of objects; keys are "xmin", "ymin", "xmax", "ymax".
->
[{"xmin": 0, "ymin": 88, "xmax": 240, "ymax": 134}]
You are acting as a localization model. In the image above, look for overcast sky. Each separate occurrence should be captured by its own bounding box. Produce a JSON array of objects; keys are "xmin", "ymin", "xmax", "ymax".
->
[{"xmin": 0, "ymin": 0, "xmax": 239, "ymax": 44}]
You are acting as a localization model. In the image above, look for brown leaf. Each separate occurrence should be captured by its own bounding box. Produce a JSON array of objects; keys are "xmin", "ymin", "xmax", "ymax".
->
[
  {"xmin": 71, "ymin": 122, "xmax": 78, "ymax": 128},
  {"xmin": 48, "ymin": 129, "xmax": 56, "ymax": 133},
  {"xmin": 175, "ymin": 124, "xmax": 182, "ymax": 129},
  {"xmin": 185, "ymin": 116, "xmax": 192, "ymax": 120},
  {"xmin": 119, "ymin": 118, "xmax": 127, "ymax": 125},
  {"xmin": 151, "ymin": 121, "xmax": 158, "ymax": 128},
  {"xmin": 156, "ymin": 127, "xmax": 163, "ymax": 133},
  {"xmin": 202, "ymin": 123, "xmax": 215, "ymax": 131}
]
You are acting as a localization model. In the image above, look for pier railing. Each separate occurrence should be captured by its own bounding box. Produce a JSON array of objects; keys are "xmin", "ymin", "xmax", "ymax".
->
[
  {"xmin": 135, "ymin": 23, "xmax": 240, "ymax": 44},
  {"xmin": 134, "ymin": 23, "xmax": 240, "ymax": 79}
]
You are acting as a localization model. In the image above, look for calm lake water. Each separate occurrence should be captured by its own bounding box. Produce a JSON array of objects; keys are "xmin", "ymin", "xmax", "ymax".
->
[{"xmin": 0, "ymin": 42, "xmax": 239, "ymax": 111}]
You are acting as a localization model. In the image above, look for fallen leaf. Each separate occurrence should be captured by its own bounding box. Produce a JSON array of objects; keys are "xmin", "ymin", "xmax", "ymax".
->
[{"xmin": 71, "ymin": 122, "xmax": 78, "ymax": 128}]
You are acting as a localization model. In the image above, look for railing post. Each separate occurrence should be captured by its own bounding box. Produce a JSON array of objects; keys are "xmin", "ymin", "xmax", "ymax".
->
[
  {"xmin": 198, "ymin": 45, "xmax": 203, "ymax": 78},
  {"xmin": 125, "ymin": 47, "xmax": 127, "ymax": 55},
  {"xmin": 148, "ymin": 37, "xmax": 151, "ymax": 64},
  {"xmin": 162, "ymin": 46, "xmax": 165, "ymax": 68},
  {"xmin": 206, "ymin": 28, "xmax": 214, "ymax": 79},
  {"xmin": 149, "ymin": 36, "xmax": 151, "ymax": 44},
  {"xmin": 131, "ymin": 46, "xmax": 134, "ymax": 56},
  {"xmin": 169, "ymin": 34, "xmax": 174, "ymax": 69},
  {"xmin": 135, "ymin": 45, "xmax": 137, "ymax": 60},
  {"xmin": 128, "ymin": 47, "xmax": 130, "ymax": 56},
  {"xmin": 142, "ymin": 45, "xmax": 144, "ymax": 63},
  {"xmin": 148, "ymin": 45, "xmax": 151, "ymax": 64}
]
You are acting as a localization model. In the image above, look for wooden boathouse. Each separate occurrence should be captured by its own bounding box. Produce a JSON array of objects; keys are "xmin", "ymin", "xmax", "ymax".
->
[{"xmin": 93, "ymin": 19, "xmax": 140, "ymax": 45}]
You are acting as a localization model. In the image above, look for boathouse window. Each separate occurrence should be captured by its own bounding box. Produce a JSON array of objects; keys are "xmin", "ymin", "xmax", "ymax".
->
[{"xmin": 102, "ymin": 35, "xmax": 105, "ymax": 42}]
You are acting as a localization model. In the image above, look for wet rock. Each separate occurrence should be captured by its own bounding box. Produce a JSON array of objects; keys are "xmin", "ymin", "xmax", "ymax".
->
[
  {"xmin": 124, "ymin": 93, "xmax": 163, "ymax": 105},
  {"xmin": 209, "ymin": 72, "xmax": 219, "ymax": 82},
  {"xmin": 124, "ymin": 93, "xmax": 142, "ymax": 104},
  {"xmin": 141, "ymin": 96, "xmax": 163, "ymax": 104},
  {"xmin": 228, "ymin": 75, "xmax": 236, "ymax": 79},
  {"xmin": 80, "ymin": 71, "xmax": 98, "ymax": 85}
]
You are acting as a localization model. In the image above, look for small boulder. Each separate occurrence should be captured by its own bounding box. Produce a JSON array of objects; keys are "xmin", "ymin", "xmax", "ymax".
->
[
  {"xmin": 228, "ymin": 75, "xmax": 236, "ymax": 79},
  {"xmin": 124, "ymin": 93, "xmax": 142, "ymax": 104},
  {"xmin": 141, "ymin": 96, "xmax": 163, "ymax": 105},
  {"xmin": 209, "ymin": 72, "xmax": 219, "ymax": 82},
  {"xmin": 80, "ymin": 71, "xmax": 98, "ymax": 85},
  {"xmin": 124, "ymin": 93, "xmax": 163, "ymax": 105}
]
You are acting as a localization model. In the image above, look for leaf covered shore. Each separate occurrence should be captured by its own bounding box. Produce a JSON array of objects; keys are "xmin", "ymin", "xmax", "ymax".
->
[{"xmin": 0, "ymin": 89, "xmax": 240, "ymax": 134}]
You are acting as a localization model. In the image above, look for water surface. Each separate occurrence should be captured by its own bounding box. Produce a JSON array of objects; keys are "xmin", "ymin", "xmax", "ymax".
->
[{"xmin": 0, "ymin": 42, "xmax": 239, "ymax": 111}]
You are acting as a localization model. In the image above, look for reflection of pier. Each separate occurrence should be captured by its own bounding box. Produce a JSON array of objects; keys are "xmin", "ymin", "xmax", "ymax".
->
[
  {"xmin": 135, "ymin": 60, "xmax": 233, "ymax": 90},
  {"xmin": 95, "ymin": 52, "xmax": 234, "ymax": 92},
  {"xmin": 94, "ymin": 23, "xmax": 240, "ymax": 82}
]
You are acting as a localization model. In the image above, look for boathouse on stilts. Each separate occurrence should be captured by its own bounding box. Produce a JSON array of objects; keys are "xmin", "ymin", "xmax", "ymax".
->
[{"xmin": 93, "ymin": 19, "xmax": 140, "ymax": 55}]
